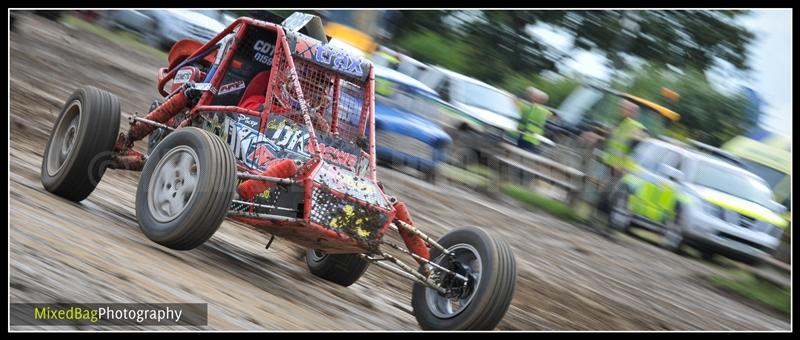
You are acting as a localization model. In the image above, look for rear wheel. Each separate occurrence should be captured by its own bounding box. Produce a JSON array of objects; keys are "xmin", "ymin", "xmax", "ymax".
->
[
  {"xmin": 136, "ymin": 127, "xmax": 236, "ymax": 250},
  {"xmin": 447, "ymin": 129, "xmax": 481, "ymax": 168},
  {"xmin": 95, "ymin": 13, "xmax": 118, "ymax": 31},
  {"xmin": 700, "ymin": 249, "xmax": 716, "ymax": 262},
  {"xmin": 41, "ymin": 86, "xmax": 121, "ymax": 202},
  {"xmin": 411, "ymin": 227, "xmax": 516, "ymax": 330},
  {"xmin": 305, "ymin": 249, "xmax": 369, "ymax": 287}
]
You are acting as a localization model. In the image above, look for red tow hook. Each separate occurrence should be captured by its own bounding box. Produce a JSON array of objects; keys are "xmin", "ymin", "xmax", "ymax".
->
[{"xmin": 237, "ymin": 159, "xmax": 298, "ymax": 200}]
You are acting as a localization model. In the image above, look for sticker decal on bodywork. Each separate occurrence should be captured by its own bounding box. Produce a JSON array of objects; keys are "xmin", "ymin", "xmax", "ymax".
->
[{"xmin": 219, "ymin": 80, "xmax": 246, "ymax": 95}]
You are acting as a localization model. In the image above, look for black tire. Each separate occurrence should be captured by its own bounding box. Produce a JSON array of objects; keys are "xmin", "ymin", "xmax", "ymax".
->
[
  {"xmin": 700, "ymin": 249, "xmax": 716, "ymax": 262},
  {"xmin": 135, "ymin": 127, "xmax": 236, "ymax": 250},
  {"xmin": 96, "ymin": 13, "xmax": 118, "ymax": 32},
  {"xmin": 41, "ymin": 86, "xmax": 121, "ymax": 202},
  {"xmin": 34, "ymin": 10, "xmax": 63, "ymax": 21},
  {"xmin": 608, "ymin": 187, "xmax": 632, "ymax": 233},
  {"xmin": 305, "ymin": 249, "xmax": 369, "ymax": 287},
  {"xmin": 446, "ymin": 129, "xmax": 481, "ymax": 168},
  {"xmin": 422, "ymin": 166, "xmax": 437, "ymax": 184},
  {"xmin": 411, "ymin": 227, "xmax": 517, "ymax": 330},
  {"xmin": 148, "ymin": 127, "xmax": 168, "ymax": 156},
  {"xmin": 662, "ymin": 207, "xmax": 685, "ymax": 253}
]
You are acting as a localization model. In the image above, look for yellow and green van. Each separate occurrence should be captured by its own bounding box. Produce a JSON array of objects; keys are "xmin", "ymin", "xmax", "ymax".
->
[
  {"xmin": 722, "ymin": 128, "xmax": 790, "ymax": 221},
  {"xmin": 608, "ymin": 138, "xmax": 787, "ymax": 262}
]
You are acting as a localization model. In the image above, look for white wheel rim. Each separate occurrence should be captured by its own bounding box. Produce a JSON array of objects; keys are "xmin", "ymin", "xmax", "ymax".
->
[{"xmin": 147, "ymin": 146, "xmax": 199, "ymax": 223}]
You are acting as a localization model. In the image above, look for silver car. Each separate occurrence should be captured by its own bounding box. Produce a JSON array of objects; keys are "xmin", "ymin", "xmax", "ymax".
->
[
  {"xmin": 609, "ymin": 139, "xmax": 787, "ymax": 263},
  {"xmin": 97, "ymin": 10, "xmax": 231, "ymax": 50}
]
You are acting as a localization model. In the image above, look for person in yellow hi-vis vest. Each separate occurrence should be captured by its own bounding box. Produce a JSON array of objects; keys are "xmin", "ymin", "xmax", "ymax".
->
[
  {"xmin": 516, "ymin": 87, "xmax": 553, "ymax": 153},
  {"xmin": 602, "ymin": 99, "xmax": 649, "ymax": 174},
  {"xmin": 596, "ymin": 99, "xmax": 650, "ymax": 226}
]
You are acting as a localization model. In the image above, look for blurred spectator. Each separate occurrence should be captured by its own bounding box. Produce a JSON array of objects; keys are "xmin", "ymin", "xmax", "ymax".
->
[
  {"xmin": 516, "ymin": 87, "xmax": 552, "ymax": 153},
  {"xmin": 373, "ymin": 46, "xmax": 401, "ymax": 70},
  {"xmin": 601, "ymin": 99, "xmax": 649, "ymax": 174}
]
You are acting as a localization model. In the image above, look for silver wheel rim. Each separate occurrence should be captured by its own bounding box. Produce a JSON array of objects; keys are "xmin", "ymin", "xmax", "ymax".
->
[
  {"xmin": 310, "ymin": 249, "xmax": 327, "ymax": 262},
  {"xmin": 425, "ymin": 243, "xmax": 482, "ymax": 319},
  {"xmin": 46, "ymin": 100, "xmax": 82, "ymax": 177},
  {"xmin": 147, "ymin": 146, "xmax": 199, "ymax": 223}
]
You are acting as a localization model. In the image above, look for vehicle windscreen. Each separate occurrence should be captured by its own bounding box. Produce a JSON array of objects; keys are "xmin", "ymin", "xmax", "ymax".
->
[
  {"xmin": 452, "ymin": 80, "xmax": 520, "ymax": 119},
  {"xmin": 689, "ymin": 160, "xmax": 775, "ymax": 207},
  {"xmin": 739, "ymin": 158, "xmax": 786, "ymax": 188},
  {"xmin": 556, "ymin": 86, "xmax": 605, "ymax": 126},
  {"xmin": 637, "ymin": 107, "xmax": 668, "ymax": 136},
  {"xmin": 739, "ymin": 158, "xmax": 790, "ymax": 208},
  {"xmin": 375, "ymin": 76, "xmax": 458, "ymax": 124}
]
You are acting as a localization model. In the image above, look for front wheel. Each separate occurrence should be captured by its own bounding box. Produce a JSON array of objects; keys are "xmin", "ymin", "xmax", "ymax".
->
[
  {"xmin": 662, "ymin": 208, "xmax": 685, "ymax": 253},
  {"xmin": 411, "ymin": 227, "xmax": 517, "ymax": 330},
  {"xmin": 135, "ymin": 127, "xmax": 236, "ymax": 250},
  {"xmin": 608, "ymin": 188, "xmax": 632, "ymax": 233}
]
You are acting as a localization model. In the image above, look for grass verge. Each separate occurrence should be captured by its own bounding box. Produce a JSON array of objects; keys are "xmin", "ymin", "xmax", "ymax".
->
[
  {"xmin": 708, "ymin": 269, "xmax": 790, "ymax": 315},
  {"xmin": 499, "ymin": 182, "xmax": 580, "ymax": 222},
  {"xmin": 60, "ymin": 14, "xmax": 168, "ymax": 60}
]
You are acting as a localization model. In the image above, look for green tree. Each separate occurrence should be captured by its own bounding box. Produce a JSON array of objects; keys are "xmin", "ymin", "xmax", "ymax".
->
[
  {"xmin": 395, "ymin": 30, "xmax": 475, "ymax": 73},
  {"xmin": 502, "ymin": 73, "xmax": 580, "ymax": 107},
  {"xmin": 393, "ymin": 10, "xmax": 755, "ymax": 84},
  {"xmin": 623, "ymin": 63, "xmax": 752, "ymax": 146},
  {"xmin": 560, "ymin": 10, "xmax": 755, "ymax": 72}
]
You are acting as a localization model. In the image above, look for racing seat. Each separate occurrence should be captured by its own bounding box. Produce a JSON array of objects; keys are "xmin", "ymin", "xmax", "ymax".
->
[{"xmin": 239, "ymin": 71, "xmax": 271, "ymax": 111}]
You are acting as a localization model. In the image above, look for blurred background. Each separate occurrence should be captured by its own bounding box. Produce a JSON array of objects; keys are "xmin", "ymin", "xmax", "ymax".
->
[{"xmin": 9, "ymin": 9, "xmax": 791, "ymax": 330}]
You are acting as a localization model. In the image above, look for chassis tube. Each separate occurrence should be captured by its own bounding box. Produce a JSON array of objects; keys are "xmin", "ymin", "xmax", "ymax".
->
[
  {"xmin": 125, "ymin": 90, "xmax": 189, "ymax": 145},
  {"xmin": 361, "ymin": 253, "xmax": 446, "ymax": 294}
]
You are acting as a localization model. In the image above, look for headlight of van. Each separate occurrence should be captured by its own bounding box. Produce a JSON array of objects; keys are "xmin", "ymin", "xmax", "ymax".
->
[{"xmin": 702, "ymin": 200, "xmax": 725, "ymax": 219}]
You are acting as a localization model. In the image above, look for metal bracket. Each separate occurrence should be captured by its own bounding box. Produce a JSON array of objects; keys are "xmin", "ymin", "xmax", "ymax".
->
[
  {"xmin": 265, "ymin": 234, "xmax": 275, "ymax": 250},
  {"xmin": 128, "ymin": 116, "xmax": 176, "ymax": 131},
  {"xmin": 185, "ymin": 82, "xmax": 217, "ymax": 96}
]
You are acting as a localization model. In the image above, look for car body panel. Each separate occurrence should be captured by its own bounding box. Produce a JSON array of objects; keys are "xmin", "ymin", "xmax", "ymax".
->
[{"xmin": 373, "ymin": 66, "xmax": 452, "ymax": 174}]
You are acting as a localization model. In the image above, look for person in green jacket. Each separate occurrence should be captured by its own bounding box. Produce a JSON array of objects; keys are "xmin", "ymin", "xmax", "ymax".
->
[{"xmin": 517, "ymin": 87, "xmax": 553, "ymax": 153}]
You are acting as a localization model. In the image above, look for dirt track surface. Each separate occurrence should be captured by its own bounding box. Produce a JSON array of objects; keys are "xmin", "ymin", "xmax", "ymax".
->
[{"xmin": 9, "ymin": 14, "xmax": 790, "ymax": 330}]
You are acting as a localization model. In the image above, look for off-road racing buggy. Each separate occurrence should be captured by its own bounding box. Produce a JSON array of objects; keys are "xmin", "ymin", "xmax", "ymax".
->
[{"xmin": 39, "ymin": 13, "xmax": 517, "ymax": 330}]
